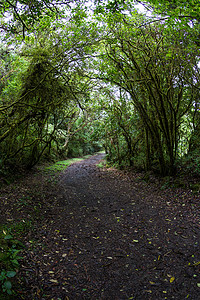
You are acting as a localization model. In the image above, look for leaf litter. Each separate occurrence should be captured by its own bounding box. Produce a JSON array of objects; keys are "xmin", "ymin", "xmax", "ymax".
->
[{"xmin": 0, "ymin": 153, "xmax": 199, "ymax": 299}]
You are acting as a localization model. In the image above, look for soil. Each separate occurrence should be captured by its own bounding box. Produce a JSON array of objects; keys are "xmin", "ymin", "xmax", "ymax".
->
[{"xmin": 0, "ymin": 153, "xmax": 200, "ymax": 300}]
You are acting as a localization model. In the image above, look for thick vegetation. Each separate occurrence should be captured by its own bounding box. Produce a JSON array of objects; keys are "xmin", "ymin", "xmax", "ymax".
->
[{"xmin": 0, "ymin": 0, "xmax": 200, "ymax": 177}]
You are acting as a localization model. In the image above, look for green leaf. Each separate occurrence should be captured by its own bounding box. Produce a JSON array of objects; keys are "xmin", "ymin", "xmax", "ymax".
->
[
  {"xmin": 3, "ymin": 280, "xmax": 12, "ymax": 290},
  {"xmin": 11, "ymin": 259, "xmax": 19, "ymax": 267},
  {"xmin": 4, "ymin": 235, "xmax": 13, "ymax": 240},
  {"xmin": 6, "ymin": 271, "xmax": 16, "ymax": 278}
]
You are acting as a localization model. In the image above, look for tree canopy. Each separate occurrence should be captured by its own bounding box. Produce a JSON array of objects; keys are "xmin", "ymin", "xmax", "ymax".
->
[{"xmin": 0, "ymin": 0, "xmax": 199, "ymax": 176}]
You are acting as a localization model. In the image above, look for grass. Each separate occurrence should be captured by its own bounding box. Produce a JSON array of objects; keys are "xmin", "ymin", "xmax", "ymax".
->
[
  {"xmin": 40, "ymin": 157, "xmax": 85, "ymax": 176},
  {"xmin": 45, "ymin": 158, "xmax": 83, "ymax": 173},
  {"xmin": 97, "ymin": 150, "xmax": 106, "ymax": 154},
  {"xmin": 96, "ymin": 158, "xmax": 107, "ymax": 169}
]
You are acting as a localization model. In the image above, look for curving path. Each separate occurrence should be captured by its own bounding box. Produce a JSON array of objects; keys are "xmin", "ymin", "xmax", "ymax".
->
[{"xmin": 16, "ymin": 153, "xmax": 200, "ymax": 299}]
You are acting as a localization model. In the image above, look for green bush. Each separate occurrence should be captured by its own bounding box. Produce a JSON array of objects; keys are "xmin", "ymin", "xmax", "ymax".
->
[{"xmin": 0, "ymin": 227, "xmax": 24, "ymax": 296}]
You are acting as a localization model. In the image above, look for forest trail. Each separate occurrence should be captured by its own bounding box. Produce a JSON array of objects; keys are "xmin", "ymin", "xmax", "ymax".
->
[{"xmin": 1, "ymin": 154, "xmax": 200, "ymax": 299}]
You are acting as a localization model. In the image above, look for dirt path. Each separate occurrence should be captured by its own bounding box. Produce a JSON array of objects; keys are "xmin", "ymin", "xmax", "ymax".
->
[{"xmin": 1, "ymin": 154, "xmax": 200, "ymax": 299}]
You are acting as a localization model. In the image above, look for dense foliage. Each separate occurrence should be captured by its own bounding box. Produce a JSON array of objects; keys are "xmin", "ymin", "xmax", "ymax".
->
[{"xmin": 0, "ymin": 0, "xmax": 199, "ymax": 176}]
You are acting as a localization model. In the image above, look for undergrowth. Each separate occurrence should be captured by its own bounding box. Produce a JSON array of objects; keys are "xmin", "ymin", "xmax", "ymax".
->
[
  {"xmin": 0, "ymin": 224, "xmax": 25, "ymax": 298},
  {"xmin": 96, "ymin": 159, "xmax": 107, "ymax": 169}
]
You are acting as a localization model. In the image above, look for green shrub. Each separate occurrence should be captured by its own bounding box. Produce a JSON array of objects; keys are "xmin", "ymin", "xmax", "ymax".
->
[{"xmin": 0, "ymin": 228, "xmax": 24, "ymax": 296}]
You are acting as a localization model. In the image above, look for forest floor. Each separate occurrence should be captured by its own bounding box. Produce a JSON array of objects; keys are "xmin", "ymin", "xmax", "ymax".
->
[{"xmin": 0, "ymin": 153, "xmax": 200, "ymax": 300}]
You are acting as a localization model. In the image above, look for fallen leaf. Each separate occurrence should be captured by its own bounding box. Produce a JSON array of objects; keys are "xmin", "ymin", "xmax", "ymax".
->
[
  {"xmin": 193, "ymin": 261, "xmax": 200, "ymax": 266},
  {"xmin": 170, "ymin": 277, "xmax": 175, "ymax": 283},
  {"xmin": 50, "ymin": 279, "xmax": 58, "ymax": 283}
]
